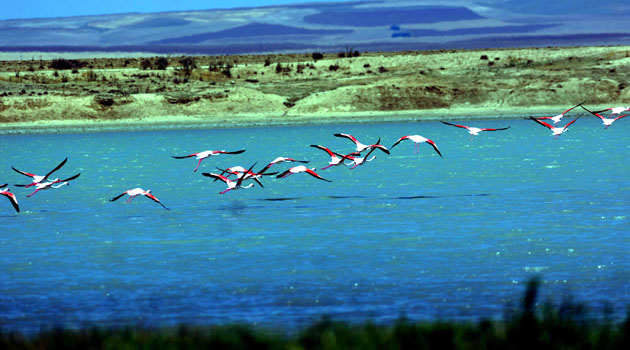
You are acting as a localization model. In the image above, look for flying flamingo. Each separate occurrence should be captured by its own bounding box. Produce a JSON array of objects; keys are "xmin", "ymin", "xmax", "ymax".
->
[
  {"xmin": 172, "ymin": 149, "xmax": 245, "ymax": 172},
  {"xmin": 536, "ymin": 101, "xmax": 585, "ymax": 125},
  {"xmin": 581, "ymin": 106, "xmax": 628, "ymax": 128},
  {"xmin": 310, "ymin": 145, "xmax": 359, "ymax": 170},
  {"xmin": 276, "ymin": 165, "xmax": 332, "ymax": 182},
  {"xmin": 591, "ymin": 106, "xmax": 630, "ymax": 115},
  {"xmin": 214, "ymin": 165, "xmax": 278, "ymax": 188},
  {"xmin": 529, "ymin": 116, "xmax": 580, "ymax": 138},
  {"xmin": 390, "ymin": 135, "xmax": 443, "ymax": 157},
  {"xmin": 26, "ymin": 173, "xmax": 81, "ymax": 197},
  {"xmin": 345, "ymin": 147, "xmax": 377, "ymax": 169},
  {"xmin": 257, "ymin": 157, "xmax": 310, "ymax": 174},
  {"xmin": 12, "ymin": 157, "xmax": 68, "ymax": 187},
  {"xmin": 333, "ymin": 134, "xmax": 391, "ymax": 154},
  {"xmin": 0, "ymin": 184, "xmax": 19, "ymax": 213},
  {"xmin": 110, "ymin": 188, "xmax": 169, "ymax": 210},
  {"xmin": 441, "ymin": 121, "xmax": 510, "ymax": 141},
  {"xmin": 203, "ymin": 163, "xmax": 258, "ymax": 194}
]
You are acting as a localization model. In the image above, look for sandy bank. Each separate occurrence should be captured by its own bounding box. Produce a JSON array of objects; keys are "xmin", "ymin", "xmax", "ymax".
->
[
  {"xmin": 0, "ymin": 105, "xmax": 590, "ymax": 135},
  {"xmin": 1, "ymin": 46, "xmax": 628, "ymax": 134}
]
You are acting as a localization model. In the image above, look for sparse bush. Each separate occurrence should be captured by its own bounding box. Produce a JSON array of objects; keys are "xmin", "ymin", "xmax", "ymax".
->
[
  {"xmin": 155, "ymin": 57, "xmax": 169, "ymax": 70},
  {"xmin": 378, "ymin": 66, "xmax": 388, "ymax": 73},
  {"xmin": 264, "ymin": 57, "xmax": 272, "ymax": 66},
  {"xmin": 312, "ymin": 52, "xmax": 324, "ymax": 61},
  {"xmin": 49, "ymin": 58, "xmax": 86, "ymax": 70},
  {"xmin": 178, "ymin": 56, "xmax": 197, "ymax": 78},
  {"xmin": 480, "ymin": 54, "xmax": 488, "ymax": 60},
  {"xmin": 141, "ymin": 59, "xmax": 153, "ymax": 70},
  {"xmin": 275, "ymin": 62, "xmax": 292, "ymax": 74},
  {"xmin": 329, "ymin": 63, "xmax": 340, "ymax": 71}
]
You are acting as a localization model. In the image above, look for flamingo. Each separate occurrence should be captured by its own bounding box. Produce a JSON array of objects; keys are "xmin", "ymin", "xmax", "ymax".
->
[
  {"xmin": 203, "ymin": 163, "xmax": 257, "ymax": 194},
  {"xmin": 310, "ymin": 145, "xmax": 359, "ymax": 170},
  {"xmin": 333, "ymin": 134, "xmax": 390, "ymax": 154},
  {"xmin": 214, "ymin": 165, "xmax": 278, "ymax": 188},
  {"xmin": 591, "ymin": 106, "xmax": 630, "ymax": 115},
  {"xmin": 344, "ymin": 147, "xmax": 377, "ymax": 169},
  {"xmin": 441, "ymin": 121, "xmax": 510, "ymax": 141},
  {"xmin": 172, "ymin": 149, "xmax": 245, "ymax": 172},
  {"xmin": 26, "ymin": 173, "xmax": 80, "ymax": 197},
  {"xmin": 0, "ymin": 184, "xmax": 19, "ymax": 213},
  {"xmin": 110, "ymin": 188, "xmax": 169, "ymax": 210},
  {"xmin": 536, "ymin": 101, "xmax": 584, "ymax": 125},
  {"xmin": 529, "ymin": 116, "xmax": 580, "ymax": 138},
  {"xmin": 12, "ymin": 157, "xmax": 68, "ymax": 187},
  {"xmin": 276, "ymin": 165, "xmax": 332, "ymax": 182},
  {"xmin": 390, "ymin": 135, "xmax": 443, "ymax": 157},
  {"xmin": 257, "ymin": 157, "xmax": 309, "ymax": 174},
  {"xmin": 582, "ymin": 106, "xmax": 628, "ymax": 128}
]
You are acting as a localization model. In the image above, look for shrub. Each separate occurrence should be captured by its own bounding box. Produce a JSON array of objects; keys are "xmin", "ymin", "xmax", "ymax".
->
[
  {"xmin": 178, "ymin": 56, "xmax": 197, "ymax": 78},
  {"xmin": 312, "ymin": 52, "xmax": 324, "ymax": 61},
  {"xmin": 141, "ymin": 59, "xmax": 153, "ymax": 70},
  {"xmin": 155, "ymin": 57, "xmax": 169, "ymax": 70},
  {"xmin": 49, "ymin": 58, "xmax": 86, "ymax": 70}
]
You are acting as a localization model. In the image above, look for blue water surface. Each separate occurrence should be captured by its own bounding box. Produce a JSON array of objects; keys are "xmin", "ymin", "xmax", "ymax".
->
[{"xmin": 1, "ymin": 118, "xmax": 629, "ymax": 333}]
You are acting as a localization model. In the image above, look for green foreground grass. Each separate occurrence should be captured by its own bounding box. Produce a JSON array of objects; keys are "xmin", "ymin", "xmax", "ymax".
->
[{"xmin": 2, "ymin": 279, "xmax": 629, "ymax": 350}]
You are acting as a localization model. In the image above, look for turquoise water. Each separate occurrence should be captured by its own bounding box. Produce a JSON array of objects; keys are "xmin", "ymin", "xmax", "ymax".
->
[{"xmin": 1, "ymin": 118, "xmax": 629, "ymax": 333}]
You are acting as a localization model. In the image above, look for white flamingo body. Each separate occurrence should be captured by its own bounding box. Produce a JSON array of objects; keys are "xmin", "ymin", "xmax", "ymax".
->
[
  {"xmin": 276, "ymin": 165, "xmax": 332, "ymax": 182},
  {"xmin": 110, "ymin": 188, "xmax": 169, "ymax": 210},
  {"xmin": 333, "ymin": 133, "xmax": 390, "ymax": 154},
  {"xmin": 0, "ymin": 184, "xmax": 19, "ymax": 213},
  {"xmin": 441, "ymin": 121, "xmax": 510, "ymax": 140},
  {"xmin": 537, "ymin": 102, "xmax": 584, "ymax": 125},
  {"xmin": 600, "ymin": 106, "xmax": 630, "ymax": 115},
  {"xmin": 26, "ymin": 173, "xmax": 80, "ymax": 197},
  {"xmin": 345, "ymin": 147, "xmax": 377, "ymax": 169},
  {"xmin": 203, "ymin": 173, "xmax": 255, "ymax": 194},
  {"xmin": 203, "ymin": 163, "xmax": 257, "ymax": 194},
  {"xmin": 582, "ymin": 106, "xmax": 628, "ymax": 128},
  {"xmin": 311, "ymin": 145, "xmax": 359, "ymax": 170},
  {"xmin": 529, "ymin": 116, "xmax": 579, "ymax": 138},
  {"xmin": 390, "ymin": 135, "xmax": 443, "ymax": 157},
  {"xmin": 172, "ymin": 149, "xmax": 245, "ymax": 172},
  {"xmin": 12, "ymin": 157, "xmax": 68, "ymax": 188}
]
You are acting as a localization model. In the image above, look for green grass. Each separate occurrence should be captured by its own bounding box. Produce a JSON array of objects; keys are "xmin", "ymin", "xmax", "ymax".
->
[{"xmin": 2, "ymin": 278, "xmax": 629, "ymax": 349}]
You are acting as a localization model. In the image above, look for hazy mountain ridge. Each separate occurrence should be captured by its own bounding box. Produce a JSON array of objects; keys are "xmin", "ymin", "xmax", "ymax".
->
[{"xmin": 1, "ymin": 0, "xmax": 629, "ymax": 55}]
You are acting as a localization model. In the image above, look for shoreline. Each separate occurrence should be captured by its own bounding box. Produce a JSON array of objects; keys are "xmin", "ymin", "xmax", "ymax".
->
[
  {"xmin": 0, "ymin": 106, "xmax": 579, "ymax": 135},
  {"xmin": 2, "ymin": 45, "xmax": 627, "ymax": 134}
]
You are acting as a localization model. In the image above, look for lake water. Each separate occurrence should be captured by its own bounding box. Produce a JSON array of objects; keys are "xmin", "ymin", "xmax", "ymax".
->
[{"xmin": 1, "ymin": 118, "xmax": 629, "ymax": 334}]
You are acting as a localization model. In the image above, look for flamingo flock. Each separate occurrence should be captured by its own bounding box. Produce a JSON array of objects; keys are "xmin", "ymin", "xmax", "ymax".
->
[{"xmin": 1, "ymin": 102, "xmax": 626, "ymax": 213}]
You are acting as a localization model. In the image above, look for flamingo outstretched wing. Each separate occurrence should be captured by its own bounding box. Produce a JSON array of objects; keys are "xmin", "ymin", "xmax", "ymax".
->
[
  {"xmin": 44, "ymin": 157, "xmax": 68, "ymax": 179},
  {"xmin": 441, "ymin": 121, "xmax": 470, "ymax": 129},
  {"xmin": 479, "ymin": 126, "xmax": 510, "ymax": 131},
  {"xmin": 110, "ymin": 192, "xmax": 128, "ymax": 202},
  {"xmin": 144, "ymin": 193, "xmax": 169, "ymax": 210},
  {"xmin": 426, "ymin": 139, "xmax": 443, "ymax": 157},
  {"xmin": 529, "ymin": 117, "xmax": 554, "ymax": 129},
  {"xmin": 1, "ymin": 191, "xmax": 19, "ymax": 213},
  {"xmin": 304, "ymin": 169, "xmax": 332, "ymax": 182}
]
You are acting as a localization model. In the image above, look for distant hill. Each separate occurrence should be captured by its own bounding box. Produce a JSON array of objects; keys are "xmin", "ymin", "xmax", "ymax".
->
[{"xmin": 1, "ymin": 0, "xmax": 629, "ymax": 55}]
